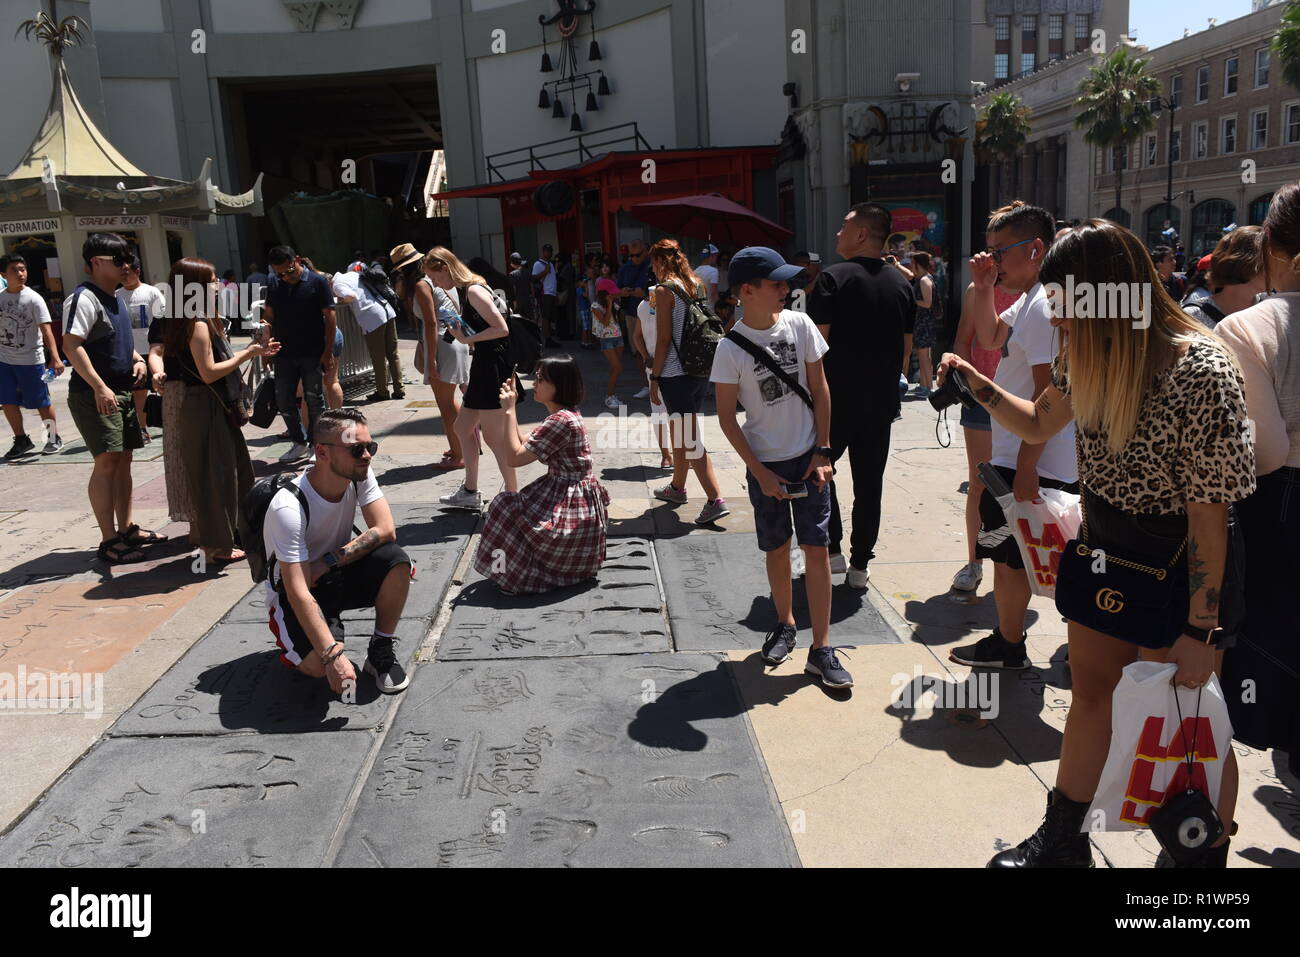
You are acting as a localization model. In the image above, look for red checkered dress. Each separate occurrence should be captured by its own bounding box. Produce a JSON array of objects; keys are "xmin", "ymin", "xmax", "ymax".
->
[{"xmin": 474, "ymin": 409, "xmax": 610, "ymax": 593}]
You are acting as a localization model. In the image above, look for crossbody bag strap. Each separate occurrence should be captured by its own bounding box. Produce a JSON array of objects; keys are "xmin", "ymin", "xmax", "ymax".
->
[
  {"xmin": 1079, "ymin": 484, "xmax": 1187, "ymax": 572},
  {"xmin": 178, "ymin": 351, "xmax": 237, "ymax": 415},
  {"xmin": 723, "ymin": 329, "xmax": 814, "ymax": 410}
]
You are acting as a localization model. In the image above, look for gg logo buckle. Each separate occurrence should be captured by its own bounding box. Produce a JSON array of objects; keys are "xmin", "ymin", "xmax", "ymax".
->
[{"xmin": 1095, "ymin": 588, "xmax": 1125, "ymax": 613}]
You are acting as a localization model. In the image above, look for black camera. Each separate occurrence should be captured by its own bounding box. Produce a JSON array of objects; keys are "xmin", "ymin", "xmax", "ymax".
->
[
  {"xmin": 1148, "ymin": 787, "xmax": 1224, "ymax": 865},
  {"xmin": 929, "ymin": 367, "xmax": 978, "ymax": 413}
]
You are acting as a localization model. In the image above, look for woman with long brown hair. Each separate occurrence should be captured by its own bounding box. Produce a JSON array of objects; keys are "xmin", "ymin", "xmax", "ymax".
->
[
  {"xmin": 939, "ymin": 219, "xmax": 1255, "ymax": 868},
  {"xmin": 426, "ymin": 247, "xmax": 518, "ymax": 511},
  {"xmin": 163, "ymin": 257, "xmax": 279, "ymax": 563},
  {"xmin": 647, "ymin": 238, "xmax": 728, "ymax": 526}
]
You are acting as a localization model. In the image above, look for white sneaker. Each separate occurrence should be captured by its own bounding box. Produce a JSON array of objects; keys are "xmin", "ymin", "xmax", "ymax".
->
[
  {"xmin": 828, "ymin": 553, "xmax": 848, "ymax": 575},
  {"xmin": 633, "ymin": 386, "xmax": 651, "ymax": 399},
  {"xmin": 846, "ymin": 564, "xmax": 870, "ymax": 590},
  {"xmin": 604, "ymin": 395, "xmax": 621, "ymax": 410},
  {"xmin": 279, "ymin": 443, "xmax": 309, "ymax": 462},
  {"xmin": 439, "ymin": 484, "xmax": 482, "ymax": 511},
  {"xmin": 951, "ymin": 561, "xmax": 984, "ymax": 593},
  {"xmin": 790, "ymin": 547, "xmax": 806, "ymax": 578}
]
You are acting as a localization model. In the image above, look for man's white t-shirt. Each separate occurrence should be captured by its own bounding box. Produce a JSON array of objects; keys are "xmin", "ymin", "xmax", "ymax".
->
[
  {"xmin": 117, "ymin": 283, "xmax": 166, "ymax": 329},
  {"xmin": 263, "ymin": 470, "xmax": 384, "ymax": 596},
  {"xmin": 0, "ymin": 287, "xmax": 52, "ymax": 365},
  {"xmin": 532, "ymin": 258, "xmax": 557, "ymax": 297},
  {"xmin": 990, "ymin": 282, "xmax": 1077, "ymax": 482},
  {"xmin": 696, "ymin": 264, "xmax": 719, "ymax": 292},
  {"xmin": 710, "ymin": 310, "xmax": 828, "ymax": 462}
]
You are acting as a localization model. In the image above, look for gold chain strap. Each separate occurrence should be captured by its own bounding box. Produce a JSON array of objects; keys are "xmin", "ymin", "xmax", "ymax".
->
[{"xmin": 1079, "ymin": 486, "xmax": 1186, "ymax": 581}]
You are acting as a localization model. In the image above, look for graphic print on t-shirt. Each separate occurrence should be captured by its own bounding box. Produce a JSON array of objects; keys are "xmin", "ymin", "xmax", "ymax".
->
[{"xmin": 753, "ymin": 339, "xmax": 800, "ymax": 404}]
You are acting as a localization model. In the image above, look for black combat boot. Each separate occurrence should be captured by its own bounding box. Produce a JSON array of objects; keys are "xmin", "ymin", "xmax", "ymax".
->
[{"xmin": 988, "ymin": 788, "xmax": 1094, "ymax": 868}]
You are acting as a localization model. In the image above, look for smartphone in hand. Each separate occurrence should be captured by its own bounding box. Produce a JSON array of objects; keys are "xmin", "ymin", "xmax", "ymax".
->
[{"xmin": 782, "ymin": 481, "xmax": 808, "ymax": 499}]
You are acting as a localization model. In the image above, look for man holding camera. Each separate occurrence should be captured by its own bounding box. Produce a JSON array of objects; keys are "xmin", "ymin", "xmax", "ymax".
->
[
  {"xmin": 711, "ymin": 247, "xmax": 849, "ymax": 689},
  {"xmin": 949, "ymin": 202, "xmax": 1077, "ymax": 671}
]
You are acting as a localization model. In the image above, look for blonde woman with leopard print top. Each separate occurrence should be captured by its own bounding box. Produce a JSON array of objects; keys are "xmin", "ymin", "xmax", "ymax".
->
[{"xmin": 939, "ymin": 219, "xmax": 1255, "ymax": 869}]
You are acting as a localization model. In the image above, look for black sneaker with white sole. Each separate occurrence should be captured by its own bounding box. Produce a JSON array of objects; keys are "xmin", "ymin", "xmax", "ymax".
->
[
  {"xmin": 805, "ymin": 646, "xmax": 853, "ymax": 688},
  {"xmin": 4, "ymin": 434, "xmax": 36, "ymax": 460},
  {"xmin": 949, "ymin": 628, "xmax": 1030, "ymax": 669},
  {"xmin": 761, "ymin": 624, "xmax": 798, "ymax": 665},
  {"xmin": 363, "ymin": 635, "xmax": 410, "ymax": 694}
]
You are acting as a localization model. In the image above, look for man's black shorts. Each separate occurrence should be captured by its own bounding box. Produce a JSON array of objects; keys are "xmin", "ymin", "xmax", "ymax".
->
[
  {"xmin": 976, "ymin": 465, "xmax": 1078, "ymax": 570},
  {"xmin": 267, "ymin": 542, "xmax": 411, "ymax": 666}
]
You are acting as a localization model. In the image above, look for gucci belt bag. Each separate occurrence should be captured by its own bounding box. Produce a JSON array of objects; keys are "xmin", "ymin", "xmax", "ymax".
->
[{"xmin": 1054, "ymin": 490, "xmax": 1189, "ymax": 647}]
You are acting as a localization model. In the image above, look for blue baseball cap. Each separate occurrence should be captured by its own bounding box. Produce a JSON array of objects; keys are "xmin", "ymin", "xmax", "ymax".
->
[
  {"xmin": 700, "ymin": 243, "xmax": 719, "ymax": 258},
  {"xmin": 727, "ymin": 246, "xmax": 805, "ymax": 288}
]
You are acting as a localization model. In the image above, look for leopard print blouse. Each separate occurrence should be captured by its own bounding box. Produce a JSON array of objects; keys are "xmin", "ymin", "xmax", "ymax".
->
[{"xmin": 1051, "ymin": 336, "xmax": 1256, "ymax": 515}]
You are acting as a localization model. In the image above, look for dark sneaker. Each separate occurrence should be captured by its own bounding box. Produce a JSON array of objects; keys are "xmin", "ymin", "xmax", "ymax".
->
[
  {"xmin": 949, "ymin": 628, "xmax": 1030, "ymax": 670},
  {"xmin": 4, "ymin": 434, "xmax": 36, "ymax": 460},
  {"xmin": 988, "ymin": 788, "xmax": 1094, "ymax": 868},
  {"xmin": 392, "ymin": 390, "xmax": 406, "ymax": 400},
  {"xmin": 805, "ymin": 646, "xmax": 853, "ymax": 688},
  {"xmin": 366, "ymin": 392, "xmax": 391, "ymax": 402},
  {"xmin": 761, "ymin": 624, "xmax": 798, "ymax": 665},
  {"xmin": 42, "ymin": 433, "xmax": 64, "ymax": 454},
  {"xmin": 363, "ymin": 636, "xmax": 410, "ymax": 694}
]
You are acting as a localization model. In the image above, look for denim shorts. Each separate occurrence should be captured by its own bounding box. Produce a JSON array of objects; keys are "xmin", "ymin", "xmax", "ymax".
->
[
  {"xmin": 960, "ymin": 402, "xmax": 991, "ymax": 431},
  {"xmin": 747, "ymin": 449, "xmax": 832, "ymax": 551},
  {"xmin": 599, "ymin": 336, "xmax": 624, "ymax": 351}
]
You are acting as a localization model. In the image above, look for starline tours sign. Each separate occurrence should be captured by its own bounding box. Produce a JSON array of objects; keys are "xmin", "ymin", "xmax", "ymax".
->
[
  {"xmin": 73, "ymin": 214, "xmax": 153, "ymax": 230},
  {"xmin": 0, "ymin": 217, "xmax": 61, "ymax": 237}
]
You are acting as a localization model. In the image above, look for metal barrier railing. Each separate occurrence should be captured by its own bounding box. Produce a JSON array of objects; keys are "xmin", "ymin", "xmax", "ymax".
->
[{"xmin": 240, "ymin": 302, "xmax": 375, "ymax": 401}]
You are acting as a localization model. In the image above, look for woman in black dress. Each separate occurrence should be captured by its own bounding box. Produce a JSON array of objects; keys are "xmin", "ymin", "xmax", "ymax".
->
[{"xmin": 425, "ymin": 247, "xmax": 518, "ymax": 511}]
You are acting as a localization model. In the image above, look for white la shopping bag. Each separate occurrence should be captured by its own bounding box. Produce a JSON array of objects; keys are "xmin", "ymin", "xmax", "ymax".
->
[
  {"xmin": 982, "ymin": 479, "xmax": 1080, "ymax": 598},
  {"xmin": 1086, "ymin": 662, "xmax": 1233, "ymax": 832}
]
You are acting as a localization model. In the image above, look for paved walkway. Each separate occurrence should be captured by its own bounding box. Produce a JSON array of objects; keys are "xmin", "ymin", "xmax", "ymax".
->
[{"xmin": 0, "ymin": 335, "xmax": 1296, "ymax": 867}]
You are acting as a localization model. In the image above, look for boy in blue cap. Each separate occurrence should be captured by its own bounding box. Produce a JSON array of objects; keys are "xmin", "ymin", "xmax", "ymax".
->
[{"xmin": 710, "ymin": 246, "xmax": 851, "ymax": 689}]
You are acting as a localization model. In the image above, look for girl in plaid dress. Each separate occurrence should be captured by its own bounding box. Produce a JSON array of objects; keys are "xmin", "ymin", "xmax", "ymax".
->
[{"xmin": 473, "ymin": 355, "xmax": 610, "ymax": 594}]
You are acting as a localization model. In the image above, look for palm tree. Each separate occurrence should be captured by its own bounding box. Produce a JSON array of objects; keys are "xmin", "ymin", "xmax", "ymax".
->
[
  {"xmin": 977, "ymin": 92, "xmax": 1032, "ymax": 205},
  {"xmin": 1274, "ymin": 2, "xmax": 1300, "ymax": 91},
  {"xmin": 15, "ymin": 12, "xmax": 87, "ymax": 59},
  {"xmin": 1075, "ymin": 46, "xmax": 1159, "ymax": 224}
]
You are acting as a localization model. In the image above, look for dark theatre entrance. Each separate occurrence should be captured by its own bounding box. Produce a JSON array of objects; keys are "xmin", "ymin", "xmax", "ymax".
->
[{"xmin": 222, "ymin": 68, "xmax": 446, "ymax": 272}]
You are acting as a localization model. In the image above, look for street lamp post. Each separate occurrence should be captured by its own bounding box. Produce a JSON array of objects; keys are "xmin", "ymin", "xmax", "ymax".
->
[{"xmin": 1150, "ymin": 94, "xmax": 1179, "ymax": 237}]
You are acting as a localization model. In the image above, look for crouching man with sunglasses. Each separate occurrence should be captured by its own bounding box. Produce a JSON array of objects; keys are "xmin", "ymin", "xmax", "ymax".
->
[{"xmin": 263, "ymin": 408, "xmax": 412, "ymax": 694}]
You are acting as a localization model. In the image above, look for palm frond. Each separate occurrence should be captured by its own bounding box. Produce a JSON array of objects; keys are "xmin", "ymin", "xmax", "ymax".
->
[{"xmin": 15, "ymin": 13, "xmax": 86, "ymax": 59}]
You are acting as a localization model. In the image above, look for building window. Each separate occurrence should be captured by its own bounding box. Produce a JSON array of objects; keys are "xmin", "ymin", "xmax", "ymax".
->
[
  {"xmin": 1075, "ymin": 14, "xmax": 1091, "ymax": 40},
  {"xmin": 1288, "ymin": 104, "xmax": 1300, "ymax": 144},
  {"xmin": 1191, "ymin": 199, "xmax": 1237, "ymax": 257},
  {"xmin": 1146, "ymin": 133, "xmax": 1158, "ymax": 167},
  {"xmin": 1256, "ymin": 48, "xmax": 1270, "ymax": 88},
  {"xmin": 1225, "ymin": 56, "xmax": 1239, "ymax": 95},
  {"xmin": 1221, "ymin": 116, "xmax": 1237, "ymax": 154},
  {"xmin": 995, "ymin": 53, "xmax": 1009, "ymax": 79},
  {"xmin": 1170, "ymin": 74, "xmax": 1183, "ymax": 108},
  {"xmin": 1023, "ymin": 14, "xmax": 1037, "ymax": 36},
  {"xmin": 1048, "ymin": 14, "xmax": 1063, "ymax": 40},
  {"xmin": 995, "ymin": 16, "xmax": 1010, "ymax": 41},
  {"xmin": 1252, "ymin": 109, "xmax": 1268, "ymax": 149},
  {"xmin": 1193, "ymin": 121, "xmax": 1208, "ymax": 159},
  {"xmin": 1196, "ymin": 65, "xmax": 1210, "ymax": 103},
  {"xmin": 1170, "ymin": 128, "xmax": 1182, "ymax": 162},
  {"xmin": 1022, "ymin": 53, "xmax": 1036, "ymax": 75},
  {"xmin": 1249, "ymin": 193, "xmax": 1274, "ymax": 225}
]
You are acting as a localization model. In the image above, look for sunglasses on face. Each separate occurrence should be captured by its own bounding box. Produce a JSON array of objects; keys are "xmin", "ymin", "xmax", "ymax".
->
[
  {"xmin": 322, "ymin": 440, "xmax": 378, "ymax": 459},
  {"xmin": 92, "ymin": 255, "xmax": 130, "ymax": 267},
  {"xmin": 984, "ymin": 237, "xmax": 1036, "ymax": 263}
]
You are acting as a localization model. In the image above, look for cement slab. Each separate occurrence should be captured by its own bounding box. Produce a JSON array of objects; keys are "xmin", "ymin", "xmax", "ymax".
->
[
  {"xmin": 435, "ymin": 537, "xmax": 668, "ymax": 660},
  {"xmin": 109, "ymin": 619, "xmax": 425, "ymax": 736},
  {"xmin": 222, "ymin": 543, "xmax": 461, "ymax": 625},
  {"xmin": 0, "ymin": 733, "xmax": 372, "ymax": 867},
  {"xmin": 335, "ymin": 653, "xmax": 798, "ymax": 867},
  {"xmin": 655, "ymin": 535, "xmax": 902, "ymax": 651}
]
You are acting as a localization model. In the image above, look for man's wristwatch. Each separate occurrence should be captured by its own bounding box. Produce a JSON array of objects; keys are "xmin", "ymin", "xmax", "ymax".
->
[
  {"xmin": 813, "ymin": 446, "xmax": 834, "ymax": 458},
  {"xmin": 322, "ymin": 550, "xmax": 339, "ymax": 569},
  {"xmin": 1183, "ymin": 623, "xmax": 1224, "ymax": 647}
]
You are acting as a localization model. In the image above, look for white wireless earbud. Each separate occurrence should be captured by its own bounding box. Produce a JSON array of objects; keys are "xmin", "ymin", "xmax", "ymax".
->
[{"xmin": 1030, "ymin": 248, "xmax": 1039, "ymax": 260}]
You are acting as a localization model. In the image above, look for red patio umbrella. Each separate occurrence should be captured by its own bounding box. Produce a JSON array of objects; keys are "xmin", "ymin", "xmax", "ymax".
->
[{"xmin": 627, "ymin": 192, "xmax": 792, "ymax": 248}]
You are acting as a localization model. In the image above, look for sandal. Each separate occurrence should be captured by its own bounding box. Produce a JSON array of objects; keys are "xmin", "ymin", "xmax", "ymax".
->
[
  {"xmin": 122, "ymin": 523, "xmax": 169, "ymax": 546},
  {"xmin": 97, "ymin": 535, "xmax": 149, "ymax": 565},
  {"xmin": 433, "ymin": 457, "xmax": 465, "ymax": 469},
  {"xmin": 208, "ymin": 548, "xmax": 246, "ymax": 563}
]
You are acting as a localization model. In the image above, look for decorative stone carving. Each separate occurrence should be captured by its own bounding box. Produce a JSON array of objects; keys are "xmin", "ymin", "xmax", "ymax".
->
[
  {"xmin": 323, "ymin": 0, "xmax": 361, "ymax": 29},
  {"xmin": 282, "ymin": 1, "xmax": 321, "ymax": 32},
  {"xmin": 794, "ymin": 110, "xmax": 820, "ymax": 189}
]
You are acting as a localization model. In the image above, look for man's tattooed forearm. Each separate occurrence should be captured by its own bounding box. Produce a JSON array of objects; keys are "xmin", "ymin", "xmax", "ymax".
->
[{"xmin": 338, "ymin": 528, "xmax": 382, "ymax": 562}]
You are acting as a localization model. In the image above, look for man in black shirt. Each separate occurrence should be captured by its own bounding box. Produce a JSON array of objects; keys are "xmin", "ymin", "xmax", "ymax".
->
[
  {"xmin": 808, "ymin": 204, "xmax": 915, "ymax": 588},
  {"xmin": 264, "ymin": 246, "xmax": 335, "ymax": 462}
]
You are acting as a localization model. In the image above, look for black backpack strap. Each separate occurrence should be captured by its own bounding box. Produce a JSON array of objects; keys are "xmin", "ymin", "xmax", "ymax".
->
[
  {"xmin": 270, "ymin": 480, "xmax": 312, "ymax": 589},
  {"xmin": 724, "ymin": 330, "xmax": 815, "ymax": 410},
  {"xmin": 352, "ymin": 478, "xmax": 363, "ymax": 536}
]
